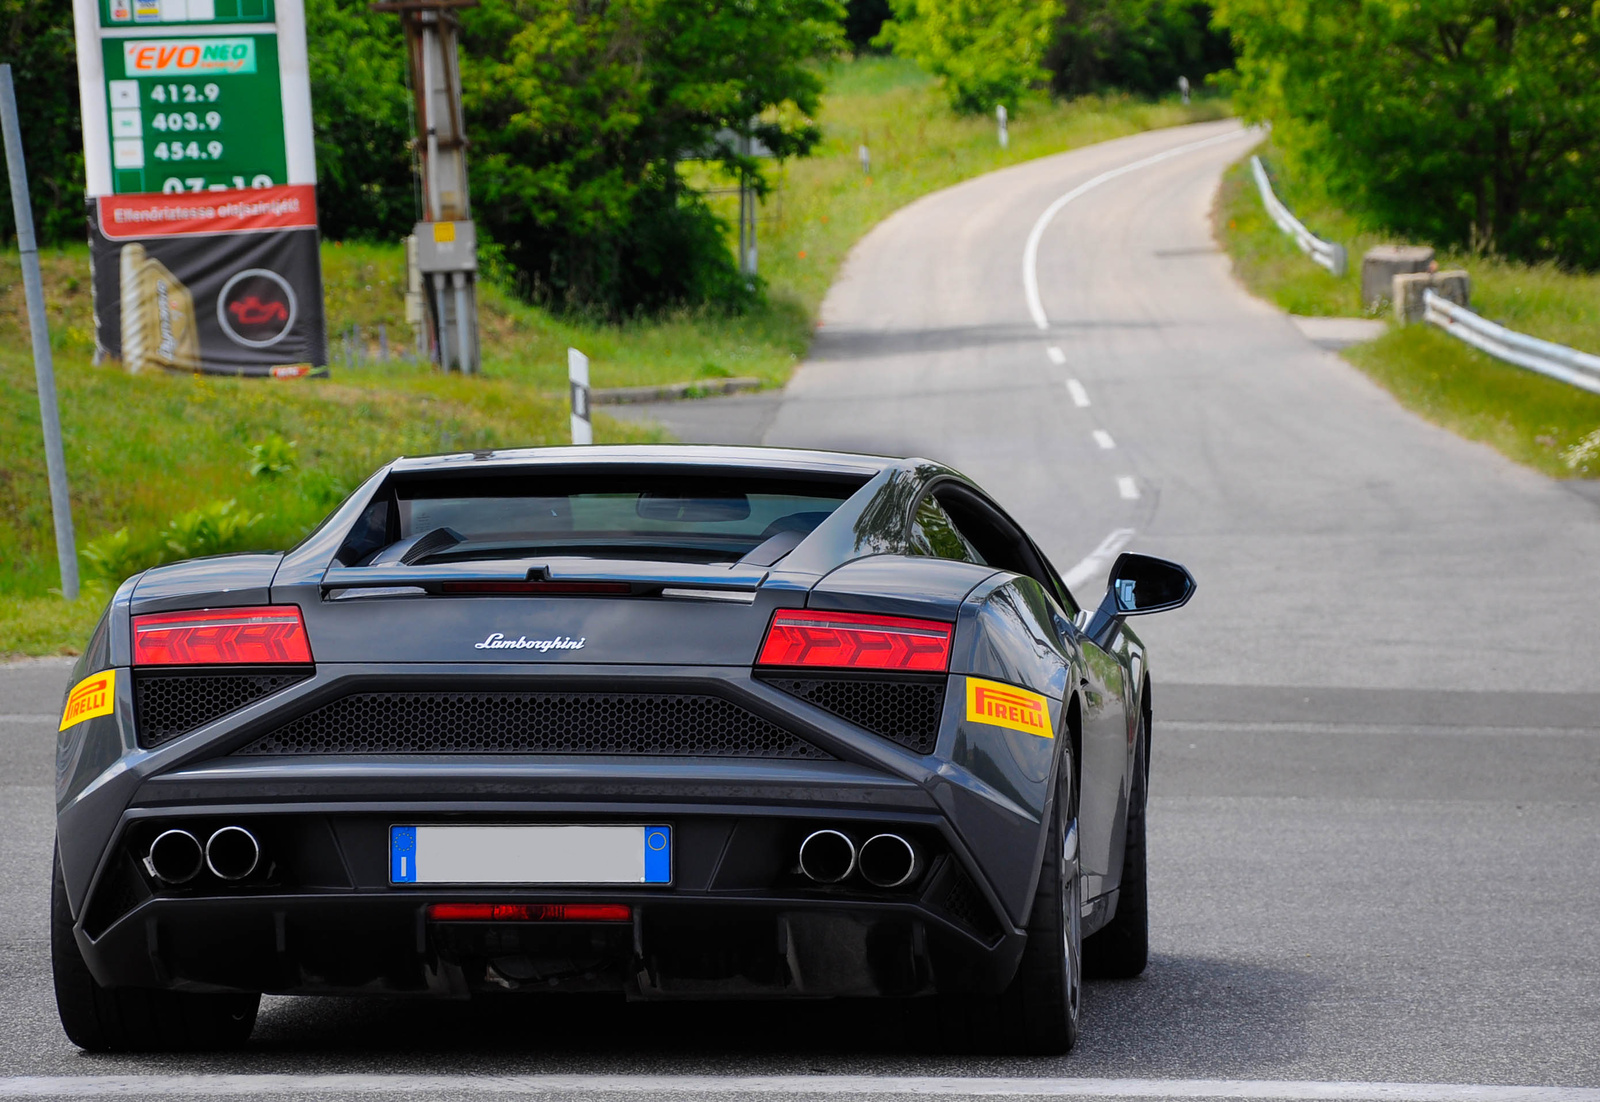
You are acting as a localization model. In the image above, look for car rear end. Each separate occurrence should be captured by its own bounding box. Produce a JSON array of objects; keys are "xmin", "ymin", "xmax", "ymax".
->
[{"xmin": 56, "ymin": 449, "xmax": 1039, "ymax": 1006}]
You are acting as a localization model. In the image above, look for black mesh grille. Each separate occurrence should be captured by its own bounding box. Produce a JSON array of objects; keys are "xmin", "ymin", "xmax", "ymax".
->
[
  {"xmin": 937, "ymin": 863, "xmax": 1000, "ymax": 939},
  {"xmin": 135, "ymin": 668, "xmax": 312, "ymax": 748},
  {"xmin": 764, "ymin": 677, "xmax": 945, "ymax": 754},
  {"xmin": 236, "ymin": 691, "xmax": 832, "ymax": 759}
]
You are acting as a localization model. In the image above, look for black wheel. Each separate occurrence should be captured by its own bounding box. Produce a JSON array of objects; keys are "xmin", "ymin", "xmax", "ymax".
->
[
  {"xmin": 52, "ymin": 848, "xmax": 259, "ymax": 1052},
  {"xmin": 936, "ymin": 755, "xmax": 1082, "ymax": 1054},
  {"xmin": 1083, "ymin": 714, "xmax": 1149, "ymax": 979}
]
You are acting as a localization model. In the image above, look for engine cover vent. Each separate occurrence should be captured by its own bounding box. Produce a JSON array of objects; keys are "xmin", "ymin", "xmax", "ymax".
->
[
  {"xmin": 134, "ymin": 668, "xmax": 313, "ymax": 748},
  {"xmin": 236, "ymin": 691, "xmax": 832, "ymax": 759},
  {"xmin": 762, "ymin": 676, "xmax": 945, "ymax": 754}
]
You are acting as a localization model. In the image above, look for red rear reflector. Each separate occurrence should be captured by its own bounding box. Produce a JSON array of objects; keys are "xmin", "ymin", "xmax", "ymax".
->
[
  {"xmin": 426, "ymin": 903, "xmax": 632, "ymax": 922},
  {"xmin": 438, "ymin": 581, "xmax": 631, "ymax": 595},
  {"xmin": 132, "ymin": 606, "xmax": 313, "ymax": 666},
  {"xmin": 755, "ymin": 610, "xmax": 952, "ymax": 671}
]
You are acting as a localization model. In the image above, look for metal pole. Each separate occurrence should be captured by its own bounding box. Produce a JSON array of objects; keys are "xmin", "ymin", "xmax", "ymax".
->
[{"xmin": 0, "ymin": 66, "xmax": 78, "ymax": 601}]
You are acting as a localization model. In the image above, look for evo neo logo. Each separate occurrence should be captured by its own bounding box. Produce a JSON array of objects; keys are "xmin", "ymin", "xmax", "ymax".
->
[{"xmin": 474, "ymin": 633, "xmax": 586, "ymax": 653}]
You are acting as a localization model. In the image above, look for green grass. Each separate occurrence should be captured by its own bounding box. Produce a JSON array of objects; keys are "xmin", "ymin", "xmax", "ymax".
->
[
  {"xmin": 1214, "ymin": 142, "xmax": 1600, "ymax": 480},
  {"xmin": 1, "ymin": 56, "xmax": 1229, "ymax": 656}
]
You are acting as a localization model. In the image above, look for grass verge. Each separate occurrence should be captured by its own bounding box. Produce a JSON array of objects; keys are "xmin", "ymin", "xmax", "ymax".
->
[
  {"xmin": 3, "ymin": 57, "xmax": 1226, "ymax": 655},
  {"xmin": 1215, "ymin": 143, "xmax": 1600, "ymax": 480}
]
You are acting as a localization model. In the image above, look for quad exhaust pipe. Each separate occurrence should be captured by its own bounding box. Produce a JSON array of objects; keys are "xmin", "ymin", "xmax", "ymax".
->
[
  {"xmin": 798, "ymin": 829, "xmax": 857, "ymax": 883},
  {"xmin": 145, "ymin": 829, "xmax": 204, "ymax": 884},
  {"xmin": 798, "ymin": 830, "xmax": 919, "ymax": 887},
  {"xmin": 144, "ymin": 826, "xmax": 260, "ymax": 884},
  {"xmin": 858, "ymin": 833, "xmax": 920, "ymax": 888},
  {"xmin": 205, "ymin": 825, "xmax": 261, "ymax": 881}
]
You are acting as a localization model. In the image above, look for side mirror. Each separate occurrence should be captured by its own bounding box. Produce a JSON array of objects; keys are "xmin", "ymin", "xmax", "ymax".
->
[{"xmin": 1084, "ymin": 553, "xmax": 1195, "ymax": 647}]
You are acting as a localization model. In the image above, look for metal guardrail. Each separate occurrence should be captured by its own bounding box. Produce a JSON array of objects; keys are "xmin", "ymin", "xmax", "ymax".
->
[
  {"xmin": 1423, "ymin": 290, "xmax": 1600, "ymax": 397},
  {"xmin": 1250, "ymin": 155, "xmax": 1347, "ymax": 277}
]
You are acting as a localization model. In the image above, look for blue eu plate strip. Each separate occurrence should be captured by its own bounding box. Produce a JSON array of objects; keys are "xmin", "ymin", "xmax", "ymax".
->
[
  {"xmin": 644, "ymin": 825, "xmax": 671, "ymax": 884},
  {"xmin": 391, "ymin": 825, "xmax": 417, "ymax": 883}
]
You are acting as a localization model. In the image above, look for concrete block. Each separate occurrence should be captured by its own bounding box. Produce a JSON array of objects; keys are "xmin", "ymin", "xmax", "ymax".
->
[
  {"xmin": 1394, "ymin": 269, "xmax": 1471, "ymax": 324},
  {"xmin": 1431, "ymin": 269, "xmax": 1470, "ymax": 308},
  {"xmin": 1393, "ymin": 272, "xmax": 1432, "ymax": 323},
  {"xmin": 1362, "ymin": 245, "xmax": 1434, "ymax": 310}
]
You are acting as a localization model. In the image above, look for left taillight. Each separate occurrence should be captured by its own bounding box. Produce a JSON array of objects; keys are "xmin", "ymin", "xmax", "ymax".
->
[
  {"xmin": 755, "ymin": 609, "xmax": 953, "ymax": 672},
  {"xmin": 132, "ymin": 606, "xmax": 313, "ymax": 666}
]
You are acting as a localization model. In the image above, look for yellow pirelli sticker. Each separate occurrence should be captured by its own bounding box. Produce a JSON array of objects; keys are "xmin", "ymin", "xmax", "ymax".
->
[
  {"xmin": 965, "ymin": 676, "xmax": 1053, "ymax": 738},
  {"xmin": 60, "ymin": 670, "xmax": 116, "ymax": 732}
]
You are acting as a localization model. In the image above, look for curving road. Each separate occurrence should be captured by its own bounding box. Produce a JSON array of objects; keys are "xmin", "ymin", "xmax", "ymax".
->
[{"xmin": 4, "ymin": 120, "xmax": 1600, "ymax": 1098}]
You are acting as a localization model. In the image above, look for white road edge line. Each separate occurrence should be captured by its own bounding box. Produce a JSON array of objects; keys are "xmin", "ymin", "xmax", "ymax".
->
[
  {"xmin": 1066, "ymin": 379, "xmax": 1091, "ymax": 407},
  {"xmin": 1047, "ymin": 345, "xmax": 1067, "ymax": 364},
  {"xmin": 1, "ymin": 1075, "xmax": 1596, "ymax": 1100},
  {"xmin": 1117, "ymin": 476, "xmax": 1141, "ymax": 500},
  {"xmin": 1061, "ymin": 526, "xmax": 1137, "ymax": 590},
  {"xmin": 1093, "ymin": 430, "xmax": 1115, "ymax": 450},
  {"xmin": 1023, "ymin": 126, "xmax": 1257, "ymax": 330}
]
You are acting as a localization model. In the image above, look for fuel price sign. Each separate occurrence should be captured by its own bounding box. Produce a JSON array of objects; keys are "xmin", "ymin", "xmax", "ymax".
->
[
  {"xmin": 75, "ymin": 0, "xmax": 327, "ymax": 376},
  {"xmin": 102, "ymin": 35, "xmax": 287, "ymax": 194}
]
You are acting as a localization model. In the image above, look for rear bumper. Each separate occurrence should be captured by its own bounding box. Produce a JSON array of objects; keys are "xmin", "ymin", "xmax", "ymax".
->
[{"xmin": 75, "ymin": 767, "xmax": 1023, "ymax": 999}]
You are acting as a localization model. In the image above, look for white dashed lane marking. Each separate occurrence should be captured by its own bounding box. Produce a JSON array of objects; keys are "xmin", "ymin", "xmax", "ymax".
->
[
  {"xmin": 1066, "ymin": 380, "xmax": 1091, "ymax": 408},
  {"xmin": 1047, "ymin": 346, "xmax": 1067, "ymax": 364},
  {"xmin": 1093, "ymin": 430, "xmax": 1115, "ymax": 450},
  {"xmin": 1117, "ymin": 476, "xmax": 1141, "ymax": 500}
]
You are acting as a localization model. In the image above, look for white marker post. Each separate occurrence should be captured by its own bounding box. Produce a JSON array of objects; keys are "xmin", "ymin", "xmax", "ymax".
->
[
  {"xmin": 568, "ymin": 347, "xmax": 592, "ymax": 445},
  {"xmin": 857, "ymin": 143, "xmax": 870, "ymax": 176},
  {"xmin": 996, "ymin": 104, "xmax": 1008, "ymax": 149}
]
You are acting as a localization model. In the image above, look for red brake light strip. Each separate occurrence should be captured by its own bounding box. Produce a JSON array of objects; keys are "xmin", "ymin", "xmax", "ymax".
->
[
  {"xmin": 426, "ymin": 903, "xmax": 632, "ymax": 922},
  {"xmin": 132, "ymin": 605, "xmax": 313, "ymax": 666},
  {"xmin": 756, "ymin": 609, "xmax": 953, "ymax": 671}
]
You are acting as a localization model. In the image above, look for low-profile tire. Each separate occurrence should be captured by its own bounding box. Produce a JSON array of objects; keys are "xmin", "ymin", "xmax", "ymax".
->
[
  {"xmin": 936, "ymin": 758, "xmax": 1082, "ymax": 1055},
  {"xmin": 1082, "ymin": 715, "xmax": 1149, "ymax": 979},
  {"xmin": 52, "ymin": 848, "xmax": 259, "ymax": 1052}
]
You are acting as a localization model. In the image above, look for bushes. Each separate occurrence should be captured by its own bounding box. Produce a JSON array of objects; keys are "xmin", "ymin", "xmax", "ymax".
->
[
  {"xmin": 875, "ymin": 0, "xmax": 1061, "ymax": 112},
  {"xmin": 1215, "ymin": 0, "xmax": 1600, "ymax": 269},
  {"xmin": 459, "ymin": 0, "xmax": 843, "ymax": 315}
]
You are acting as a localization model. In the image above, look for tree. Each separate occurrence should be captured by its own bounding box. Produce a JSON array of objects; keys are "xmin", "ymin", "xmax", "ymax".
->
[
  {"xmin": 0, "ymin": 0, "xmax": 84, "ymax": 245},
  {"xmin": 304, "ymin": 0, "xmax": 415, "ymax": 241},
  {"xmin": 875, "ymin": 0, "xmax": 1062, "ymax": 113},
  {"xmin": 459, "ymin": 0, "xmax": 843, "ymax": 313},
  {"xmin": 1048, "ymin": 0, "xmax": 1231, "ymax": 98},
  {"xmin": 1214, "ymin": 0, "xmax": 1600, "ymax": 267}
]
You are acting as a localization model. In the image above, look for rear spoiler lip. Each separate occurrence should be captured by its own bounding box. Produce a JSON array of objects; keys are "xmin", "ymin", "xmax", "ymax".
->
[{"xmin": 319, "ymin": 557, "xmax": 771, "ymax": 594}]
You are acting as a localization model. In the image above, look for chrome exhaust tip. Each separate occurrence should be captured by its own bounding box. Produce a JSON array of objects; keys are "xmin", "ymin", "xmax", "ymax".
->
[
  {"xmin": 798, "ymin": 829, "xmax": 857, "ymax": 883},
  {"xmin": 205, "ymin": 825, "xmax": 261, "ymax": 881},
  {"xmin": 859, "ymin": 833, "xmax": 920, "ymax": 888},
  {"xmin": 145, "ymin": 829, "xmax": 204, "ymax": 884}
]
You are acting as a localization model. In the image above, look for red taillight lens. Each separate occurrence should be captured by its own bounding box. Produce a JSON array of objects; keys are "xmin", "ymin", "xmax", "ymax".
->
[
  {"xmin": 426, "ymin": 903, "xmax": 632, "ymax": 922},
  {"xmin": 132, "ymin": 606, "xmax": 313, "ymax": 666},
  {"xmin": 755, "ymin": 610, "xmax": 953, "ymax": 671}
]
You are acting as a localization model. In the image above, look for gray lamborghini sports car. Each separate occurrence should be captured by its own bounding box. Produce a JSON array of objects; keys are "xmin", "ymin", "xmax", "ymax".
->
[{"xmin": 52, "ymin": 445, "xmax": 1194, "ymax": 1054}]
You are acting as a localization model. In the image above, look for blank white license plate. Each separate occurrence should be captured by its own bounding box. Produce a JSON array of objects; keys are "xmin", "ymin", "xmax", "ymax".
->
[{"xmin": 390, "ymin": 824, "xmax": 671, "ymax": 885}]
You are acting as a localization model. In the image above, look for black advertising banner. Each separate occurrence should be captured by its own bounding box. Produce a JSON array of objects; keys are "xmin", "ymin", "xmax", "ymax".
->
[
  {"xmin": 73, "ymin": 0, "xmax": 326, "ymax": 376},
  {"xmin": 88, "ymin": 186, "xmax": 325, "ymax": 376}
]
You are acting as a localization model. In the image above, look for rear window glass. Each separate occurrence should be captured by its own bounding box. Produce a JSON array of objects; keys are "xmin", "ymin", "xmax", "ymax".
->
[{"xmin": 366, "ymin": 472, "xmax": 866, "ymax": 565}]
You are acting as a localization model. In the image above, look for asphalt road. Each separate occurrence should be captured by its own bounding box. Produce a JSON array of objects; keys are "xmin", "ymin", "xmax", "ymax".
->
[{"xmin": 5, "ymin": 120, "xmax": 1600, "ymax": 1097}]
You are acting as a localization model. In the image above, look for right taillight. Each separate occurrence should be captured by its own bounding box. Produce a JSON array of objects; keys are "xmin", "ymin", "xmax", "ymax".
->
[{"xmin": 755, "ymin": 609, "xmax": 952, "ymax": 671}]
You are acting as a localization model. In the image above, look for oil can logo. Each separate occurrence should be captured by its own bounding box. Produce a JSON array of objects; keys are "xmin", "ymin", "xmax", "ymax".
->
[
  {"xmin": 217, "ymin": 268, "xmax": 296, "ymax": 348},
  {"xmin": 965, "ymin": 676, "xmax": 1052, "ymax": 739},
  {"xmin": 60, "ymin": 670, "xmax": 118, "ymax": 732}
]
